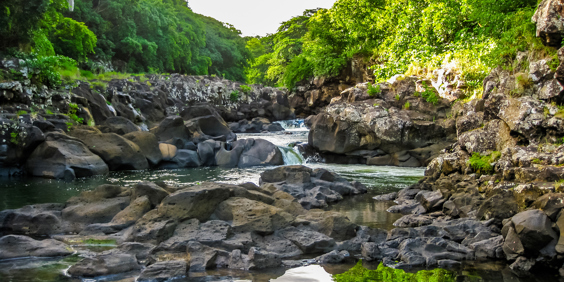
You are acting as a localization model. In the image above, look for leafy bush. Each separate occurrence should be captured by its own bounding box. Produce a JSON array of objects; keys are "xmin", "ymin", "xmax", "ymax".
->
[
  {"xmin": 240, "ymin": 85, "xmax": 252, "ymax": 93},
  {"xmin": 67, "ymin": 103, "xmax": 84, "ymax": 125},
  {"xmin": 469, "ymin": 151, "xmax": 501, "ymax": 174},
  {"xmin": 421, "ymin": 89, "xmax": 439, "ymax": 105},
  {"xmin": 333, "ymin": 260, "xmax": 455, "ymax": 282},
  {"xmin": 367, "ymin": 82, "xmax": 381, "ymax": 97},
  {"xmin": 418, "ymin": 81, "xmax": 439, "ymax": 105},
  {"xmin": 10, "ymin": 132, "xmax": 19, "ymax": 145},
  {"xmin": 230, "ymin": 90, "xmax": 240, "ymax": 102},
  {"xmin": 29, "ymin": 55, "xmax": 77, "ymax": 87}
]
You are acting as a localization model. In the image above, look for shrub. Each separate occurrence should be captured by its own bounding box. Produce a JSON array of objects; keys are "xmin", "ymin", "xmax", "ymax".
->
[
  {"xmin": 469, "ymin": 151, "xmax": 501, "ymax": 174},
  {"xmin": 367, "ymin": 82, "xmax": 381, "ymax": 97},
  {"xmin": 67, "ymin": 103, "xmax": 84, "ymax": 125},
  {"xmin": 333, "ymin": 260, "xmax": 455, "ymax": 282},
  {"xmin": 14, "ymin": 53, "xmax": 78, "ymax": 87},
  {"xmin": 403, "ymin": 101, "xmax": 410, "ymax": 110},
  {"xmin": 240, "ymin": 85, "xmax": 252, "ymax": 93},
  {"xmin": 230, "ymin": 90, "xmax": 240, "ymax": 102},
  {"xmin": 10, "ymin": 132, "xmax": 19, "ymax": 145}
]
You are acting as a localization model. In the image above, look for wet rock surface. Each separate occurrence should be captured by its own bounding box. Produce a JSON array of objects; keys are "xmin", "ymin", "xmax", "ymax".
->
[
  {"xmin": 0, "ymin": 167, "xmax": 385, "ymax": 280},
  {"xmin": 306, "ymin": 76, "xmax": 456, "ymax": 166}
]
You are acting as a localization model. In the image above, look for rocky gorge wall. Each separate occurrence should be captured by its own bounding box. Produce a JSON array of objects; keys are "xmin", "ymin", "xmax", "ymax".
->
[
  {"xmin": 355, "ymin": 2, "xmax": 564, "ymax": 275},
  {"xmin": 0, "ymin": 60, "xmax": 304, "ymax": 178}
]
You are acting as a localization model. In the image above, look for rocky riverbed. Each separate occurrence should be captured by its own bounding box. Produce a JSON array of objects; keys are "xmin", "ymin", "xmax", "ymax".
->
[{"xmin": 0, "ymin": 165, "xmax": 380, "ymax": 281}]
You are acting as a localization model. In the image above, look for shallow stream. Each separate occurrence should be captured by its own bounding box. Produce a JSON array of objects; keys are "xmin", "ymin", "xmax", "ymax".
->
[{"xmin": 0, "ymin": 120, "xmax": 560, "ymax": 281}]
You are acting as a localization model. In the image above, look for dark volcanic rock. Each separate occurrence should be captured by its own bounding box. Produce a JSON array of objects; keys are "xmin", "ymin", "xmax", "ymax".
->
[
  {"xmin": 138, "ymin": 260, "xmax": 187, "ymax": 281},
  {"xmin": 0, "ymin": 235, "xmax": 73, "ymax": 259},
  {"xmin": 69, "ymin": 129, "xmax": 149, "ymax": 170},
  {"xmin": 26, "ymin": 132, "xmax": 108, "ymax": 180},
  {"xmin": 68, "ymin": 253, "xmax": 141, "ymax": 277}
]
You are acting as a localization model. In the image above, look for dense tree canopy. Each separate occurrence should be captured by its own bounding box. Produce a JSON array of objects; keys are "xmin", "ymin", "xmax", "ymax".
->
[
  {"xmin": 246, "ymin": 0, "xmax": 551, "ymax": 91},
  {"xmin": 0, "ymin": 0, "xmax": 250, "ymax": 82},
  {"xmin": 1, "ymin": 0, "xmax": 555, "ymax": 88}
]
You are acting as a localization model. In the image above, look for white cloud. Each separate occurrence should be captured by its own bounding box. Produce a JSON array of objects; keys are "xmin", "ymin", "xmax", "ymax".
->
[{"xmin": 189, "ymin": 0, "xmax": 336, "ymax": 37}]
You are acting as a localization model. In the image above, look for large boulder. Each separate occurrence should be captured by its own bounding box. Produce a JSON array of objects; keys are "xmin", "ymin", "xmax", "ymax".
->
[
  {"xmin": 457, "ymin": 119, "xmax": 516, "ymax": 155},
  {"xmin": 68, "ymin": 253, "xmax": 141, "ymax": 277},
  {"xmin": 26, "ymin": 132, "xmax": 108, "ymax": 180},
  {"xmin": 296, "ymin": 210, "xmax": 357, "ymax": 241},
  {"xmin": 123, "ymin": 131, "xmax": 163, "ymax": 166},
  {"xmin": 160, "ymin": 149, "xmax": 200, "ymax": 168},
  {"xmin": 69, "ymin": 129, "xmax": 149, "ymax": 170},
  {"xmin": 238, "ymin": 139, "xmax": 284, "ymax": 167},
  {"xmin": 62, "ymin": 184, "xmax": 131, "ymax": 231},
  {"xmin": 130, "ymin": 210, "xmax": 178, "ymax": 244},
  {"xmin": 99, "ymin": 116, "xmax": 140, "ymax": 135},
  {"xmin": 510, "ymin": 209, "xmax": 557, "ymax": 252},
  {"xmin": 110, "ymin": 196, "xmax": 152, "ymax": 226},
  {"xmin": 214, "ymin": 197, "xmax": 294, "ymax": 233},
  {"xmin": 182, "ymin": 104, "xmax": 237, "ymax": 143},
  {"xmin": 137, "ymin": 260, "xmax": 187, "ymax": 281},
  {"xmin": 532, "ymin": 0, "xmax": 564, "ymax": 47},
  {"xmin": 151, "ymin": 116, "xmax": 191, "ymax": 146},
  {"xmin": 278, "ymin": 226, "xmax": 336, "ymax": 254},
  {"xmin": 0, "ymin": 235, "xmax": 73, "ymax": 259},
  {"xmin": 158, "ymin": 183, "xmax": 236, "ymax": 221},
  {"xmin": 157, "ymin": 219, "xmax": 232, "ymax": 252},
  {"xmin": 71, "ymin": 83, "xmax": 114, "ymax": 124},
  {"xmin": 259, "ymin": 166, "xmax": 366, "ymax": 208},
  {"xmin": 0, "ymin": 203, "xmax": 66, "ymax": 236},
  {"xmin": 131, "ymin": 182, "xmax": 170, "ymax": 207}
]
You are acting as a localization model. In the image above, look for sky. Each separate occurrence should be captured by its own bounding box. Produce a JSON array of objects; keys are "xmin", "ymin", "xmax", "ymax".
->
[{"xmin": 189, "ymin": 0, "xmax": 337, "ymax": 37}]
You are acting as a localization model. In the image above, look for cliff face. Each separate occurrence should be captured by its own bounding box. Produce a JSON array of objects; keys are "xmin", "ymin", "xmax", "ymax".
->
[{"xmin": 304, "ymin": 75, "xmax": 457, "ymax": 166}]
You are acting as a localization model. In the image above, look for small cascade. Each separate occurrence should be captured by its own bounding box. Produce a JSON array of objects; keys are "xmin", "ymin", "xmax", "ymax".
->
[
  {"xmin": 274, "ymin": 119, "xmax": 308, "ymax": 131},
  {"xmin": 278, "ymin": 146, "xmax": 305, "ymax": 165}
]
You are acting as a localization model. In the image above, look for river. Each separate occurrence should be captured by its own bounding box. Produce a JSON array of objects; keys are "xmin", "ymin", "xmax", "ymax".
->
[{"xmin": 0, "ymin": 120, "xmax": 558, "ymax": 281}]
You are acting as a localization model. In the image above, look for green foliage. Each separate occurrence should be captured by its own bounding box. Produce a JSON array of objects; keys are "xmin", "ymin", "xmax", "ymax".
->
[
  {"xmin": 197, "ymin": 14, "xmax": 250, "ymax": 82},
  {"xmin": 10, "ymin": 132, "xmax": 19, "ymax": 145},
  {"xmin": 420, "ymin": 82, "xmax": 440, "ymax": 105},
  {"xmin": 230, "ymin": 90, "xmax": 240, "ymax": 102},
  {"xmin": 367, "ymin": 83, "xmax": 381, "ymax": 97},
  {"xmin": 67, "ymin": 103, "xmax": 84, "ymax": 126},
  {"xmin": 14, "ymin": 52, "xmax": 78, "ymax": 87},
  {"xmin": 239, "ymin": 84, "xmax": 252, "ymax": 93},
  {"xmin": 16, "ymin": 110, "xmax": 28, "ymax": 116},
  {"xmin": 245, "ymin": 0, "xmax": 549, "ymax": 92},
  {"xmin": 548, "ymin": 55, "xmax": 560, "ymax": 72},
  {"xmin": 403, "ymin": 101, "xmax": 411, "ymax": 110},
  {"xmin": 2, "ymin": 0, "xmax": 252, "ymax": 82},
  {"xmin": 469, "ymin": 151, "xmax": 501, "ymax": 174},
  {"xmin": 395, "ymin": 94, "xmax": 400, "ymax": 101},
  {"xmin": 333, "ymin": 261, "xmax": 455, "ymax": 282},
  {"xmin": 0, "ymin": 0, "xmax": 96, "ymax": 61},
  {"xmin": 421, "ymin": 90, "xmax": 439, "ymax": 105}
]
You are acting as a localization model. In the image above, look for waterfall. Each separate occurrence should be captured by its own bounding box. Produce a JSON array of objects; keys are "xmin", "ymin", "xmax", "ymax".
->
[
  {"xmin": 68, "ymin": 0, "xmax": 74, "ymax": 11},
  {"xmin": 274, "ymin": 119, "xmax": 308, "ymax": 132},
  {"xmin": 278, "ymin": 146, "xmax": 304, "ymax": 165}
]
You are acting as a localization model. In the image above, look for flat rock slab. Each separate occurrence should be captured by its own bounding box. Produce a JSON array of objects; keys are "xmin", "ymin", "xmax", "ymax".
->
[
  {"xmin": 0, "ymin": 235, "xmax": 73, "ymax": 260},
  {"xmin": 138, "ymin": 260, "xmax": 187, "ymax": 281},
  {"xmin": 158, "ymin": 183, "xmax": 236, "ymax": 221},
  {"xmin": 68, "ymin": 253, "xmax": 140, "ymax": 277}
]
